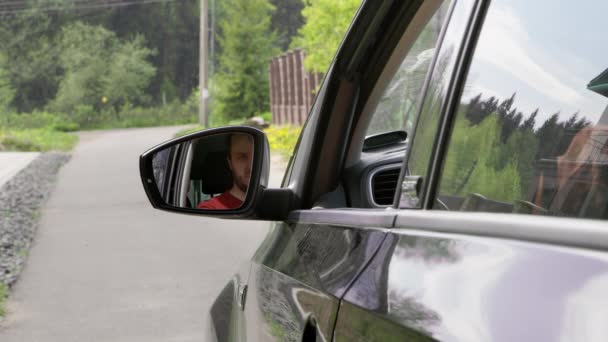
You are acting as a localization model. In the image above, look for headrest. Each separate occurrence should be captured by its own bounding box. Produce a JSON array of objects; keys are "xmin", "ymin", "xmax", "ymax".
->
[{"xmin": 200, "ymin": 151, "xmax": 233, "ymax": 195}]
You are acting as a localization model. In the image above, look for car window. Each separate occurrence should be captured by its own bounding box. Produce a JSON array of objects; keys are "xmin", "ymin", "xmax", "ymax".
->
[
  {"xmin": 365, "ymin": 1, "xmax": 451, "ymax": 138},
  {"xmin": 152, "ymin": 148, "xmax": 172, "ymax": 194},
  {"xmin": 435, "ymin": 0, "xmax": 608, "ymax": 220}
]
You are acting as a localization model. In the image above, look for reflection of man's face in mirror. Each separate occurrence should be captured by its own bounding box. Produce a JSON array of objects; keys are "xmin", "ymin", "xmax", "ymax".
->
[{"xmin": 227, "ymin": 133, "xmax": 254, "ymax": 200}]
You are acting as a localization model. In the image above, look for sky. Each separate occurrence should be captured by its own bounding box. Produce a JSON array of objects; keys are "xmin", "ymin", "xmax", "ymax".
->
[{"xmin": 461, "ymin": 0, "xmax": 608, "ymax": 127}]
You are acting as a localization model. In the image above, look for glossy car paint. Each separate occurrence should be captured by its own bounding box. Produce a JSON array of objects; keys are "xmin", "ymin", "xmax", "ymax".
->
[
  {"xmin": 242, "ymin": 219, "xmax": 388, "ymax": 341},
  {"xmin": 203, "ymin": 0, "xmax": 608, "ymax": 340},
  {"xmin": 337, "ymin": 226, "xmax": 608, "ymax": 341}
]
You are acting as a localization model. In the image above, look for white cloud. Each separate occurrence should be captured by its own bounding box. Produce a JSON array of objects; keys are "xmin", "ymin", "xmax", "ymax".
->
[{"xmin": 474, "ymin": 6, "xmax": 585, "ymax": 107}]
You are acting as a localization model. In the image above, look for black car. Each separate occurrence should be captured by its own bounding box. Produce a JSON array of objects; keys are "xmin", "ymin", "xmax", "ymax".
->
[{"xmin": 140, "ymin": 0, "xmax": 608, "ymax": 340}]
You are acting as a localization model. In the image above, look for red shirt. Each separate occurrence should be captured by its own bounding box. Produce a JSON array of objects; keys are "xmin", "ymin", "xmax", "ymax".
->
[{"xmin": 197, "ymin": 191, "xmax": 243, "ymax": 210}]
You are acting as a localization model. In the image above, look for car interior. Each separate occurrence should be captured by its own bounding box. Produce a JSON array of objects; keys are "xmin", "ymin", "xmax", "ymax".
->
[
  {"xmin": 309, "ymin": 1, "xmax": 444, "ymax": 211},
  {"xmin": 183, "ymin": 134, "xmax": 237, "ymax": 209}
]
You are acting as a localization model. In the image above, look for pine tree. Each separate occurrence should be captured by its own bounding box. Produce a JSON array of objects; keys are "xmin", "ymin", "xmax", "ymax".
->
[
  {"xmin": 270, "ymin": 0, "xmax": 304, "ymax": 51},
  {"xmin": 521, "ymin": 109, "xmax": 538, "ymax": 131},
  {"xmin": 214, "ymin": 0, "xmax": 278, "ymax": 120}
]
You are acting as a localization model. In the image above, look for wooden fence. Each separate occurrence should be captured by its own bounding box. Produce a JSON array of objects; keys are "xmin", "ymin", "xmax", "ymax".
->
[{"xmin": 269, "ymin": 49, "xmax": 323, "ymax": 126}]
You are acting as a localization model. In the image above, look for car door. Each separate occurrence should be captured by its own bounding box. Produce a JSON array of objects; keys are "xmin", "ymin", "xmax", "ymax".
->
[
  {"xmin": 334, "ymin": 0, "xmax": 608, "ymax": 341},
  {"xmin": 234, "ymin": 1, "xmax": 457, "ymax": 341}
]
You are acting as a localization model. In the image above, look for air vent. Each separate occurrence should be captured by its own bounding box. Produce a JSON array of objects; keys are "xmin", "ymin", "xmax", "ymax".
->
[{"xmin": 371, "ymin": 167, "xmax": 401, "ymax": 206}]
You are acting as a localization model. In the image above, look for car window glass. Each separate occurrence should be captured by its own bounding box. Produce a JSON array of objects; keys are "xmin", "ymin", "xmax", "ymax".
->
[
  {"xmin": 152, "ymin": 147, "xmax": 172, "ymax": 194},
  {"xmin": 396, "ymin": 0, "xmax": 474, "ymax": 209},
  {"xmin": 365, "ymin": 1, "xmax": 451, "ymax": 138},
  {"xmin": 435, "ymin": 0, "xmax": 608, "ymax": 220}
]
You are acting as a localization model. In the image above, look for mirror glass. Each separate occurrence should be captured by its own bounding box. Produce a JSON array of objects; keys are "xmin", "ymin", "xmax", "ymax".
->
[{"xmin": 151, "ymin": 132, "xmax": 254, "ymax": 210}]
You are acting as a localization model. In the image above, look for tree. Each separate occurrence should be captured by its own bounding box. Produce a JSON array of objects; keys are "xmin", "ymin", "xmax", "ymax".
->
[
  {"xmin": 50, "ymin": 22, "xmax": 155, "ymax": 117},
  {"xmin": 291, "ymin": 0, "xmax": 361, "ymax": 73},
  {"xmin": 213, "ymin": 0, "xmax": 278, "ymax": 120},
  {"xmin": 0, "ymin": 53, "xmax": 15, "ymax": 112},
  {"xmin": 86, "ymin": 0, "xmax": 200, "ymax": 102},
  {"xmin": 521, "ymin": 109, "xmax": 538, "ymax": 131},
  {"xmin": 0, "ymin": 10, "xmax": 65, "ymax": 112},
  {"xmin": 465, "ymin": 93, "xmax": 497, "ymax": 125},
  {"xmin": 102, "ymin": 35, "xmax": 156, "ymax": 111},
  {"xmin": 270, "ymin": 0, "xmax": 304, "ymax": 51},
  {"xmin": 442, "ymin": 114, "xmax": 523, "ymax": 202}
]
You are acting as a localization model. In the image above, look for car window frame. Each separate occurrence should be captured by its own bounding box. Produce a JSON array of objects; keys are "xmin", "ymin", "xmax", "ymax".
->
[
  {"xmin": 392, "ymin": 0, "xmax": 489, "ymax": 210},
  {"xmin": 427, "ymin": 0, "xmax": 608, "ymax": 222},
  {"xmin": 284, "ymin": 0, "xmax": 442, "ymax": 209}
]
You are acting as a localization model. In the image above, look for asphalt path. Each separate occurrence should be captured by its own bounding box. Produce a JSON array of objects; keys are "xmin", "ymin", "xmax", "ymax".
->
[{"xmin": 0, "ymin": 126, "xmax": 282, "ymax": 341}]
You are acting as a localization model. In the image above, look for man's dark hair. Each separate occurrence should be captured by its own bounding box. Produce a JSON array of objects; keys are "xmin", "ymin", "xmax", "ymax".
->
[
  {"xmin": 225, "ymin": 134, "xmax": 233, "ymax": 160},
  {"xmin": 225, "ymin": 133, "xmax": 253, "ymax": 160}
]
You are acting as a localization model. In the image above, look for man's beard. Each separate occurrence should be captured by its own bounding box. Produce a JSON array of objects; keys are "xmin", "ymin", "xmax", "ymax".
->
[{"xmin": 235, "ymin": 178, "xmax": 248, "ymax": 194}]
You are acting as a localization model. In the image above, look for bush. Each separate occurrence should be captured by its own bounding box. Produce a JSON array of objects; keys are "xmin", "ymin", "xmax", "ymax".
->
[
  {"xmin": 0, "ymin": 128, "xmax": 78, "ymax": 152},
  {"xmin": 1, "ymin": 111, "xmax": 70, "ymax": 130},
  {"xmin": 264, "ymin": 125, "xmax": 302, "ymax": 158},
  {"xmin": 259, "ymin": 111, "xmax": 272, "ymax": 123},
  {"xmin": 60, "ymin": 99, "xmax": 198, "ymax": 130},
  {"xmin": 0, "ymin": 283, "xmax": 6, "ymax": 318},
  {"xmin": 52, "ymin": 121, "xmax": 80, "ymax": 132},
  {"xmin": 50, "ymin": 22, "xmax": 156, "ymax": 115}
]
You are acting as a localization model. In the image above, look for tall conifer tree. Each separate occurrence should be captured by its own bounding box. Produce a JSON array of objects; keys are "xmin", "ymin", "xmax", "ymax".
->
[{"xmin": 214, "ymin": 0, "xmax": 278, "ymax": 120}]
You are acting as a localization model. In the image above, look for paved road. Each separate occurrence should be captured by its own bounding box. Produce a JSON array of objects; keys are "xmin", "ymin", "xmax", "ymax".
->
[
  {"xmin": 0, "ymin": 152, "xmax": 40, "ymax": 189},
  {"xmin": 0, "ymin": 126, "xmax": 283, "ymax": 341}
]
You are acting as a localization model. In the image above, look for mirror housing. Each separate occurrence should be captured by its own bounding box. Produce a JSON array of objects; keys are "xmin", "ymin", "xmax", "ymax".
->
[{"xmin": 139, "ymin": 126, "xmax": 270, "ymax": 218}]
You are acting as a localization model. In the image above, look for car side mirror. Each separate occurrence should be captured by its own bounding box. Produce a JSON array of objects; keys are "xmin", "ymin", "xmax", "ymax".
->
[{"xmin": 139, "ymin": 126, "xmax": 270, "ymax": 218}]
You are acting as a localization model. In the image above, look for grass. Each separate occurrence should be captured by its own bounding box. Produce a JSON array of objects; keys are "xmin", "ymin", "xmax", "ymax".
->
[
  {"xmin": 0, "ymin": 283, "xmax": 7, "ymax": 318},
  {"xmin": 0, "ymin": 97, "xmax": 199, "ymax": 152},
  {"xmin": 174, "ymin": 125, "xmax": 205, "ymax": 137},
  {"xmin": 0, "ymin": 128, "xmax": 79, "ymax": 152}
]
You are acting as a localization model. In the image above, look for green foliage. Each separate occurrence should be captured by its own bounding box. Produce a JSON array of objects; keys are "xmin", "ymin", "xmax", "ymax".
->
[
  {"xmin": 102, "ymin": 35, "xmax": 156, "ymax": 110},
  {"xmin": 1, "ymin": 111, "xmax": 74, "ymax": 130},
  {"xmin": 439, "ymin": 92, "xmax": 594, "ymax": 206},
  {"xmin": 291, "ymin": 0, "xmax": 361, "ymax": 73},
  {"xmin": 82, "ymin": 101, "xmax": 197, "ymax": 130},
  {"xmin": 174, "ymin": 125, "xmax": 206, "ymax": 138},
  {"xmin": 0, "ymin": 2, "xmax": 198, "ymax": 112},
  {"xmin": 500, "ymin": 129, "xmax": 538, "ymax": 194},
  {"xmin": 270, "ymin": 0, "xmax": 304, "ymax": 51},
  {"xmin": 0, "ymin": 128, "xmax": 78, "ymax": 152},
  {"xmin": 214, "ymin": 0, "xmax": 279, "ymax": 121},
  {"xmin": 264, "ymin": 125, "xmax": 302, "ymax": 158},
  {"xmin": 407, "ymin": 86, "xmax": 443, "ymax": 178},
  {"xmin": 0, "ymin": 11, "xmax": 65, "ymax": 112},
  {"xmin": 0, "ymin": 283, "xmax": 6, "ymax": 318},
  {"xmin": 259, "ymin": 111, "xmax": 273, "ymax": 123},
  {"xmin": 0, "ymin": 53, "xmax": 15, "ymax": 111},
  {"xmin": 50, "ymin": 22, "xmax": 156, "ymax": 116},
  {"xmin": 441, "ymin": 115, "xmax": 522, "ymax": 202},
  {"xmin": 94, "ymin": 0, "xmax": 200, "ymax": 102}
]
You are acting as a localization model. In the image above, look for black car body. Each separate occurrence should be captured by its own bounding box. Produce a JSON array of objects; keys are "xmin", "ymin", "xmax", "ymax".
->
[{"xmin": 142, "ymin": 0, "xmax": 608, "ymax": 340}]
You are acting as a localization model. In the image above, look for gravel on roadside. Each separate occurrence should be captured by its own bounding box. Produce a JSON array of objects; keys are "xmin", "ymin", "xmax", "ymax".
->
[{"xmin": 0, "ymin": 152, "xmax": 70, "ymax": 287}]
